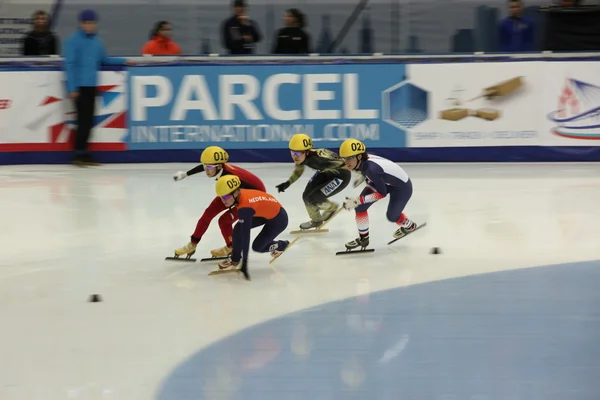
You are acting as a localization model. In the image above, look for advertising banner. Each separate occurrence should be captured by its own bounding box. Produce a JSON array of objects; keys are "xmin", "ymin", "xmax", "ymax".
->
[
  {"xmin": 540, "ymin": 61, "xmax": 600, "ymax": 146},
  {"xmin": 0, "ymin": 70, "xmax": 128, "ymax": 152},
  {"xmin": 404, "ymin": 62, "xmax": 542, "ymax": 148},
  {"xmin": 126, "ymin": 64, "xmax": 416, "ymax": 150}
]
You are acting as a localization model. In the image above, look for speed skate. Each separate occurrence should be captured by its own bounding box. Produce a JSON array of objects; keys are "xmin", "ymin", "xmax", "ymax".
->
[
  {"xmin": 208, "ymin": 237, "xmax": 300, "ymax": 276},
  {"xmin": 335, "ymin": 222, "xmax": 427, "ymax": 256},
  {"xmin": 165, "ymin": 253, "xmax": 197, "ymax": 262},
  {"xmin": 289, "ymin": 207, "xmax": 343, "ymax": 235},
  {"xmin": 165, "ymin": 254, "xmax": 229, "ymax": 263},
  {"xmin": 388, "ymin": 222, "xmax": 427, "ymax": 245}
]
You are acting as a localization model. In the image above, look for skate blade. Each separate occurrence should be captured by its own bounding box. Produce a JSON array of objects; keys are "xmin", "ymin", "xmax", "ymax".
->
[
  {"xmin": 387, "ymin": 222, "xmax": 427, "ymax": 245},
  {"xmin": 208, "ymin": 268, "xmax": 241, "ymax": 276},
  {"xmin": 269, "ymin": 236, "xmax": 300, "ymax": 264},
  {"xmin": 200, "ymin": 256, "xmax": 229, "ymax": 262},
  {"xmin": 165, "ymin": 256, "xmax": 197, "ymax": 262},
  {"xmin": 289, "ymin": 228, "xmax": 329, "ymax": 234},
  {"xmin": 335, "ymin": 248, "xmax": 375, "ymax": 256}
]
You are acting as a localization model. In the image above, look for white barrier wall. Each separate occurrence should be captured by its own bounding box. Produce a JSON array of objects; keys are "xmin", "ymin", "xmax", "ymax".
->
[{"xmin": 1, "ymin": 55, "xmax": 600, "ymax": 164}]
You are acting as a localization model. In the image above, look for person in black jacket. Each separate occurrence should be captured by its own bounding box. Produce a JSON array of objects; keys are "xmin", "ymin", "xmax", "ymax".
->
[
  {"xmin": 272, "ymin": 8, "xmax": 311, "ymax": 54},
  {"xmin": 221, "ymin": 0, "xmax": 262, "ymax": 54},
  {"xmin": 22, "ymin": 10, "xmax": 59, "ymax": 56}
]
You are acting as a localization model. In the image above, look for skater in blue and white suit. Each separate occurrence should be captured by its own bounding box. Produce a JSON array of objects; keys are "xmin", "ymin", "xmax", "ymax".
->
[{"xmin": 339, "ymin": 138, "xmax": 416, "ymax": 251}]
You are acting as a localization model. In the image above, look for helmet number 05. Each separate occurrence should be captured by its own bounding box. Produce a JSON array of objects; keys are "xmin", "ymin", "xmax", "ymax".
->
[
  {"xmin": 351, "ymin": 142, "xmax": 364, "ymax": 152},
  {"xmin": 226, "ymin": 180, "xmax": 237, "ymax": 189}
]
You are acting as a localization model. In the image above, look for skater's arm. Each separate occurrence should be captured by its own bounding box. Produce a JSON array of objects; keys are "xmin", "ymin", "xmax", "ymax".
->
[
  {"xmin": 237, "ymin": 207, "xmax": 255, "ymax": 261},
  {"xmin": 186, "ymin": 164, "xmax": 205, "ymax": 176},
  {"xmin": 288, "ymin": 164, "xmax": 305, "ymax": 184},
  {"xmin": 277, "ymin": 164, "xmax": 304, "ymax": 192}
]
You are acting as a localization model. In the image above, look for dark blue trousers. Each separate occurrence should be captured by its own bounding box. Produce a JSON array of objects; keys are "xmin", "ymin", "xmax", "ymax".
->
[
  {"xmin": 231, "ymin": 208, "xmax": 289, "ymax": 261},
  {"xmin": 355, "ymin": 179, "xmax": 413, "ymax": 222}
]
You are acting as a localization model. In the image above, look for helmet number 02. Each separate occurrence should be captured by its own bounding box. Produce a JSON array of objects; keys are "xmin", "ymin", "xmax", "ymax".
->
[
  {"xmin": 351, "ymin": 142, "xmax": 364, "ymax": 152},
  {"xmin": 214, "ymin": 151, "xmax": 227, "ymax": 162}
]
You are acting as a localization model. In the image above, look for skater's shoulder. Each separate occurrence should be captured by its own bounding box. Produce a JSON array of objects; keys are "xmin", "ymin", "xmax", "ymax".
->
[
  {"xmin": 311, "ymin": 148, "xmax": 339, "ymax": 159},
  {"xmin": 305, "ymin": 148, "xmax": 345, "ymax": 169},
  {"xmin": 237, "ymin": 189, "xmax": 281, "ymax": 214},
  {"xmin": 223, "ymin": 163, "xmax": 249, "ymax": 176}
]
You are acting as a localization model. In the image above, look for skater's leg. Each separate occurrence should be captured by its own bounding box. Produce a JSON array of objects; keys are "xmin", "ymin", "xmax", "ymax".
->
[
  {"xmin": 217, "ymin": 208, "xmax": 238, "ymax": 247},
  {"xmin": 345, "ymin": 187, "xmax": 379, "ymax": 250},
  {"xmin": 174, "ymin": 196, "xmax": 228, "ymax": 257},
  {"xmin": 209, "ymin": 208, "xmax": 239, "ymax": 257},
  {"xmin": 251, "ymin": 208, "xmax": 289, "ymax": 254},
  {"xmin": 231, "ymin": 217, "xmax": 267, "ymax": 262},
  {"xmin": 302, "ymin": 172, "xmax": 332, "ymax": 223},
  {"xmin": 303, "ymin": 170, "xmax": 350, "ymax": 207},
  {"xmin": 386, "ymin": 179, "xmax": 413, "ymax": 223},
  {"xmin": 300, "ymin": 170, "xmax": 350, "ymax": 229},
  {"xmin": 353, "ymin": 186, "xmax": 378, "ymax": 235},
  {"xmin": 191, "ymin": 196, "xmax": 227, "ymax": 243},
  {"xmin": 387, "ymin": 180, "xmax": 417, "ymax": 238}
]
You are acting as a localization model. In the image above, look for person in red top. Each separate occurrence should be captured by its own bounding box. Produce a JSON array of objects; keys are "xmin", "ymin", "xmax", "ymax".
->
[
  {"xmin": 141, "ymin": 21, "xmax": 182, "ymax": 55},
  {"xmin": 172, "ymin": 146, "xmax": 265, "ymax": 259},
  {"xmin": 215, "ymin": 175, "xmax": 290, "ymax": 280}
]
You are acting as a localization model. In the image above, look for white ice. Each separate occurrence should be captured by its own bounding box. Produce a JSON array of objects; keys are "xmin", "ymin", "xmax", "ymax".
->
[{"xmin": 1, "ymin": 162, "xmax": 600, "ymax": 399}]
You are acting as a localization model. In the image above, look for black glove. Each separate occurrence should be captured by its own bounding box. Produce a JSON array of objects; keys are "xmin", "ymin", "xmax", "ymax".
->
[
  {"xmin": 276, "ymin": 181, "xmax": 291, "ymax": 193},
  {"xmin": 240, "ymin": 258, "xmax": 250, "ymax": 281}
]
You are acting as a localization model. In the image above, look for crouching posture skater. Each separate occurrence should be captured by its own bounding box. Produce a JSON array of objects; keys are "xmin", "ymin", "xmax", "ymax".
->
[
  {"xmin": 215, "ymin": 175, "xmax": 291, "ymax": 280},
  {"xmin": 172, "ymin": 146, "xmax": 265, "ymax": 260},
  {"xmin": 338, "ymin": 139, "xmax": 417, "ymax": 251}
]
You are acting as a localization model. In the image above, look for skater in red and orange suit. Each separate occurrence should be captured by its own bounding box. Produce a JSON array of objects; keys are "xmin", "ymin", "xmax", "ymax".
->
[{"xmin": 172, "ymin": 146, "xmax": 265, "ymax": 259}]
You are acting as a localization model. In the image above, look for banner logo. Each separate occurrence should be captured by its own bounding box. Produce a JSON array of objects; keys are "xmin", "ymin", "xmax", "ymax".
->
[{"xmin": 547, "ymin": 78, "xmax": 600, "ymax": 140}]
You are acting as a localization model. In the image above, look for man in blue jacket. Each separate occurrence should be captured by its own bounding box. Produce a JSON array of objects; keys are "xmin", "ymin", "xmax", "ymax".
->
[
  {"xmin": 63, "ymin": 9, "xmax": 131, "ymax": 165},
  {"xmin": 498, "ymin": 0, "xmax": 534, "ymax": 52}
]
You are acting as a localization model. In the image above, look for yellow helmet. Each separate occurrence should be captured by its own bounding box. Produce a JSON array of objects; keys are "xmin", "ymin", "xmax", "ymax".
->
[
  {"xmin": 288, "ymin": 133, "xmax": 313, "ymax": 151},
  {"xmin": 215, "ymin": 175, "xmax": 241, "ymax": 197},
  {"xmin": 201, "ymin": 146, "xmax": 229, "ymax": 165},
  {"xmin": 339, "ymin": 139, "xmax": 366, "ymax": 158}
]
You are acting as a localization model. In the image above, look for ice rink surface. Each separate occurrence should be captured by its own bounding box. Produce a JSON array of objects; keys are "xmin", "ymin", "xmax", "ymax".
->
[{"xmin": 1, "ymin": 162, "xmax": 600, "ymax": 400}]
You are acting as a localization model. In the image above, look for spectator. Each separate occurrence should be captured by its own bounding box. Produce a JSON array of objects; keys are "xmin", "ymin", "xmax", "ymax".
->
[
  {"xmin": 22, "ymin": 10, "xmax": 59, "ymax": 56},
  {"xmin": 272, "ymin": 8, "xmax": 311, "ymax": 54},
  {"xmin": 141, "ymin": 21, "xmax": 182, "ymax": 55},
  {"xmin": 63, "ymin": 9, "xmax": 132, "ymax": 166},
  {"xmin": 498, "ymin": 0, "xmax": 534, "ymax": 52},
  {"xmin": 221, "ymin": 0, "xmax": 262, "ymax": 54}
]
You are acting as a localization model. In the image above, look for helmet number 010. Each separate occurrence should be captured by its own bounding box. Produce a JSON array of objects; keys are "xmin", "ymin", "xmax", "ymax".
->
[{"xmin": 214, "ymin": 151, "xmax": 227, "ymax": 162}]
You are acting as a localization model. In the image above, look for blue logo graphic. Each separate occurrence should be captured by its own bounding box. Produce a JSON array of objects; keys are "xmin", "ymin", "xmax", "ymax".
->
[{"xmin": 383, "ymin": 79, "xmax": 429, "ymax": 130}]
